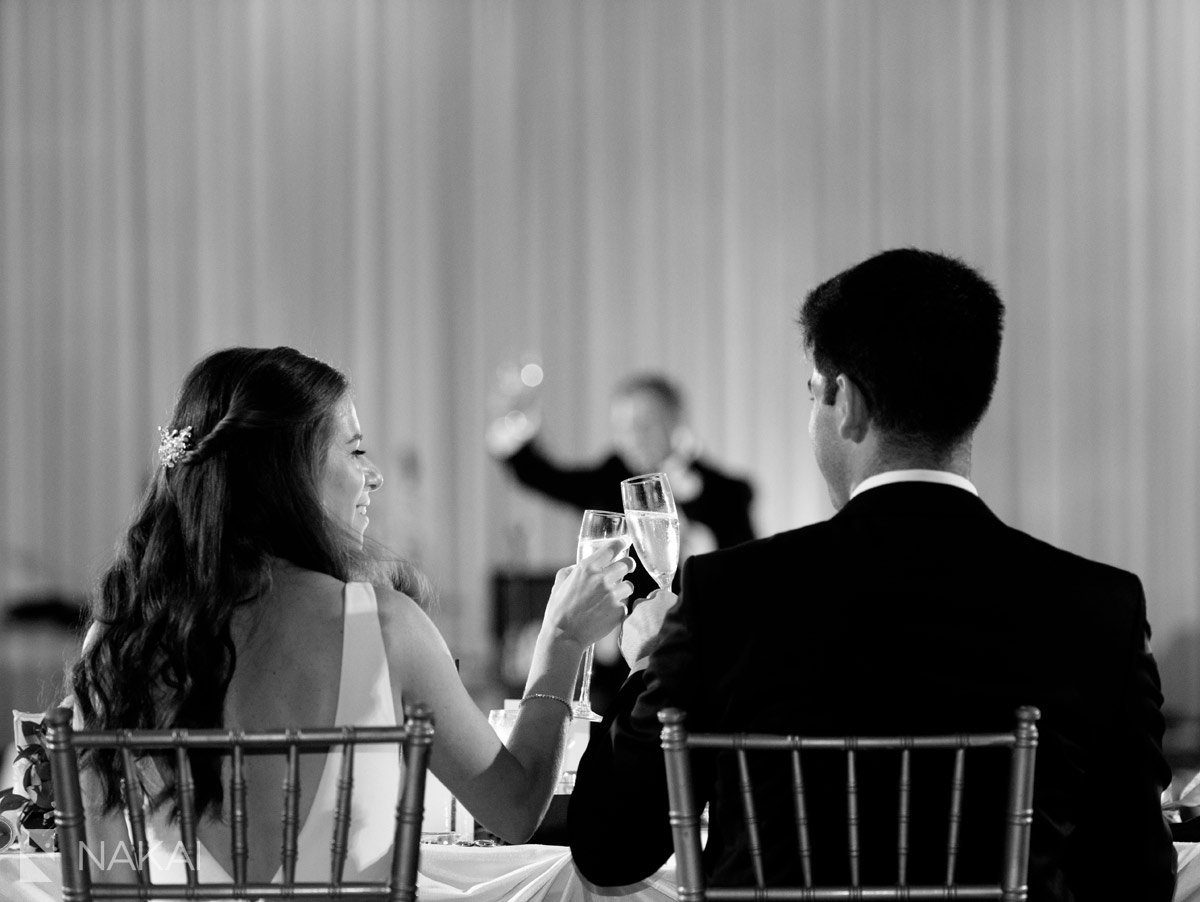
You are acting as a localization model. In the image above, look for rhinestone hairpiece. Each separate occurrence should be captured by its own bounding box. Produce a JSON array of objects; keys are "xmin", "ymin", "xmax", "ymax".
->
[{"xmin": 157, "ymin": 425, "xmax": 193, "ymax": 468}]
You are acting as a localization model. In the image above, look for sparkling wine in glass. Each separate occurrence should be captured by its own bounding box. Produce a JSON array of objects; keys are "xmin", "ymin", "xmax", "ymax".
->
[
  {"xmin": 620, "ymin": 473, "xmax": 680, "ymax": 590},
  {"xmin": 574, "ymin": 510, "xmax": 631, "ymax": 722}
]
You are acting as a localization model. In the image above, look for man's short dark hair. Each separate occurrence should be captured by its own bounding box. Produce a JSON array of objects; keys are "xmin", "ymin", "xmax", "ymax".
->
[
  {"xmin": 612, "ymin": 373, "xmax": 684, "ymax": 419},
  {"xmin": 798, "ymin": 248, "xmax": 1005, "ymax": 449}
]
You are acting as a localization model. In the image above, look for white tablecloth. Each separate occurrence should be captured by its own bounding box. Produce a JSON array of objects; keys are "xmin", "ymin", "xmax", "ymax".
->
[
  {"xmin": 0, "ymin": 843, "xmax": 678, "ymax": 902},
  {"xmin": 0, "ymin": 852, "xmax": 59, "ymax": 902},
  {"xmin": 419, "ymin": 844, "xmax": 677, "ymax": 901},
  {"xmin": 4, "ymin": 844, "xmax": 1198, "ymax": 901}
]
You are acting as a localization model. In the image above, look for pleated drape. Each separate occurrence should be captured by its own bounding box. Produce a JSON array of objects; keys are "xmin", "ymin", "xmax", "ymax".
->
[{"xmin": 2, "ymin": 0, "xmax": 1198, "ymax": 709}]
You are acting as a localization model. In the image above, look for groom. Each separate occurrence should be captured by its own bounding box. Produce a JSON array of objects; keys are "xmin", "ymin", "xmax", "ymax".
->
[{"xmin": 568, "ymin": 249, "xmax": 1176, "ymax": 900}]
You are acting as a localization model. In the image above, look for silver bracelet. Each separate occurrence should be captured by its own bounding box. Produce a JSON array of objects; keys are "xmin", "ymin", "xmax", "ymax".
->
[{"xmin": 520, "ymin": 693, "xmax": 573, "ymax": 717}]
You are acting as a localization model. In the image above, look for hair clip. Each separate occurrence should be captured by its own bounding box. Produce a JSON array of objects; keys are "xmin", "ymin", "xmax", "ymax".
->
[{"xmin": 157, "ymin": 425, "xmax": 193, "ymax": 468}]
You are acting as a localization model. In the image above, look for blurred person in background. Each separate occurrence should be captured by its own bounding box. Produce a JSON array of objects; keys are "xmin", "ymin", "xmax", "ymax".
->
[
  {"xmin": 71, "ymin": 345, "xmax": 633, "ymax": 886},
  {"xmin": 488, "ymin": 372, "xmax": 754, "ymax": 568}
]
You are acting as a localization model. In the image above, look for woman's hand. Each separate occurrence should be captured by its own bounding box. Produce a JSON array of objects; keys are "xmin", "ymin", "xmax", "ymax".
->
[{"xmin": 542, "ymin": 544, "xmax": 634, "ymax": 649}]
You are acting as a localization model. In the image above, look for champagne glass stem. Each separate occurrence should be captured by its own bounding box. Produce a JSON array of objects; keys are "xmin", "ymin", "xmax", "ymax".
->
[{"xmin": 577, "ymin": 643, "xmax": 596, "ymax": 711}]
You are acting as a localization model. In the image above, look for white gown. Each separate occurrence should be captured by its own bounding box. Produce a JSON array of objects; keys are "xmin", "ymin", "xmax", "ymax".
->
[{"xmin": 134, "ymin": 581, "xmax": 403, "ymax": 887}]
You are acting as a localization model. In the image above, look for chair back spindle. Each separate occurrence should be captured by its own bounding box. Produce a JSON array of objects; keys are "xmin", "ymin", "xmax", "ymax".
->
[
  {"xmin": 330, "ymin": 726, "xmax": 357, "ymax": 885},
  {"xmin": 844, "ymin": 743, "xmax": 860, "ymax": 887},
  {"xmin": 945, "ymin": 745, "xmax": 967, "ymax": 885},
  {"xmin": 733, "ymin": 744, "xmax": 765, "ymax": 888},
  {"xmin": 788, "ymin": 750, "xmax": 813, "ymax": 888},
  {"xmin": 230, "ymin": 739, "xmax": 248, "ymax": 886},
  {"xmin": 658, "ymin": 706, "xmax": 1040, "ymax": 902},
  {"xmin": 172, "ymin": 742, "xmax": 199, "ymax": 888},
  {"xmin": 117, "ymin": 743, "xmax": 151, "ymax": 886},
  {"xmin": 280, "ymin": 737, "xmax": 301, "ymax": 884},
  {"xmin": 896, "ymin": 744, "xmax": 911, "ymax": 886}
]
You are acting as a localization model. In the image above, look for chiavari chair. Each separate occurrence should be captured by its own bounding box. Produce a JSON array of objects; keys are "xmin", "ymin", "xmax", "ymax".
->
[
  {"xmin": 659, "ymin": 705, "xmax": 1039, "ymax": 902},
  {"xmin": 45, "ymin": 704, "xmax": 434, "ymax": 901}
]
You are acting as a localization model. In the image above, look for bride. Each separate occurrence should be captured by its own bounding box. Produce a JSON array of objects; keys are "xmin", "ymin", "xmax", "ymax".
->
[{"xmin": 71, "ymin": 346, "xmax": 633, "ymax": 886}]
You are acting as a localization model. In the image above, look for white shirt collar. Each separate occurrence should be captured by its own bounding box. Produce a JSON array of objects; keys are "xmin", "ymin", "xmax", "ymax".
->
[{"xmin": 850, "ymin": 469, "xmax": 979, "ymax": 500}]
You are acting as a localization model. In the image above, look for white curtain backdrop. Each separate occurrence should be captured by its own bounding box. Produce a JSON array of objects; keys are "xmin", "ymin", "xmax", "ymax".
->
[{"xmin": 2, "ymin": 0, "xmax": 1198, "ymax": 711}]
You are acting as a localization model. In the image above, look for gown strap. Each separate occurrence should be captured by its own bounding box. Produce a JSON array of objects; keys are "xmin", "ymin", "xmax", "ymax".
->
[
  {"xmin": 332, "ymin": 581, "xmax": 398, "ymax": 726},
  {"xmin": 288, "ymin": 580, "xmax": 401, "ymax": 880}
]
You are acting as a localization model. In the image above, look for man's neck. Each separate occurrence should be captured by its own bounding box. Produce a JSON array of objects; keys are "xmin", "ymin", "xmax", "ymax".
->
[{"xmin": 850, "ymin": 437, "xmax": 972, "ymax": 490}]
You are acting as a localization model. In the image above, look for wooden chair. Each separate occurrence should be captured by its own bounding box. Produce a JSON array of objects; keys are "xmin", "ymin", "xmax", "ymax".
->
[
  {"xmin": 45, "ymin": 704, "xmax": 434, "ymax": 901},
  {"xmin": 659, "ymin": 705, "xmax": 1039, "ymax": 902}
]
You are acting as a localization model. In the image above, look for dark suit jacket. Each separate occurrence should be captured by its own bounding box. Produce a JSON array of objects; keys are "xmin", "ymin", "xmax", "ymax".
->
[
  {"xmin": 504, "ymin": 441, "xmax": 755, "ymax": 597},
  {"xmin": 568, "ymin": 482, "xmax": 1176, "ymax": 901}
]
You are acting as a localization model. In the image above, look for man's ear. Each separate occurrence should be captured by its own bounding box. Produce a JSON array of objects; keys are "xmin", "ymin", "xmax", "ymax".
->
[{"xmin": 835, "ymin": 374, "xmax": 870, "ymax": 443}]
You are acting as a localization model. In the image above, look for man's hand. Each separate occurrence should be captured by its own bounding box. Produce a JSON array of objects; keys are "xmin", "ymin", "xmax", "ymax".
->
[{"xmin": 620, "ymin": 588, "xmax": 679, "ymax": 670}]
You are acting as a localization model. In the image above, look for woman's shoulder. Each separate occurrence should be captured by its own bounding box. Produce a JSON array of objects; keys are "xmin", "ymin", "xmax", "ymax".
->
[
  {"xmin": 372, "ymin": 583, "xmax": 450, "ymax": 660},
  {"xmin": 371, "ymin": 582, "xmax": 431, "ymax": 626}
]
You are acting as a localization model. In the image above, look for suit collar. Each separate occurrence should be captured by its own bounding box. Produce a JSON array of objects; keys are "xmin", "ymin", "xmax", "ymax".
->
[
  {"xmin": 835, "ymin": 479, "xmax": 998, "ymax": 524},
  {"xmin": 851, "ymin": 469, "xmax": 978, "ymax": 500}
]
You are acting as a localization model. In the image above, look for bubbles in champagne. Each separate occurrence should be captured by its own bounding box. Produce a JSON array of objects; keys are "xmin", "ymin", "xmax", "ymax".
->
[{"xmin": 626, "ymin": 510, "xmax": 680, "ymax": 588}]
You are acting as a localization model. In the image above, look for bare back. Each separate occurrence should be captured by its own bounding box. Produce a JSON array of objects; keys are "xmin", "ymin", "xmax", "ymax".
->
[{"xmin": 202, "ymin": 565, "xmax": 403, "ymax": 882}]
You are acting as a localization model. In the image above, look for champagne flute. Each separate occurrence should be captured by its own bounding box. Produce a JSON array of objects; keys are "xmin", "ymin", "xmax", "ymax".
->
[
  {"xmin": 620, "ymin": 473, "xmax": 680, "ymax": 590},
  {"xmin": 574, "ymin": 510, "xmax": 631, "ymax": 722}
]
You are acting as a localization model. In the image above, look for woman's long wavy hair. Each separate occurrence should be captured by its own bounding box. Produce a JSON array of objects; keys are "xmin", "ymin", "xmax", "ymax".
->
[{"xmin": 72, "ymin": 346, "xmax": 427, "ymax": 819}]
